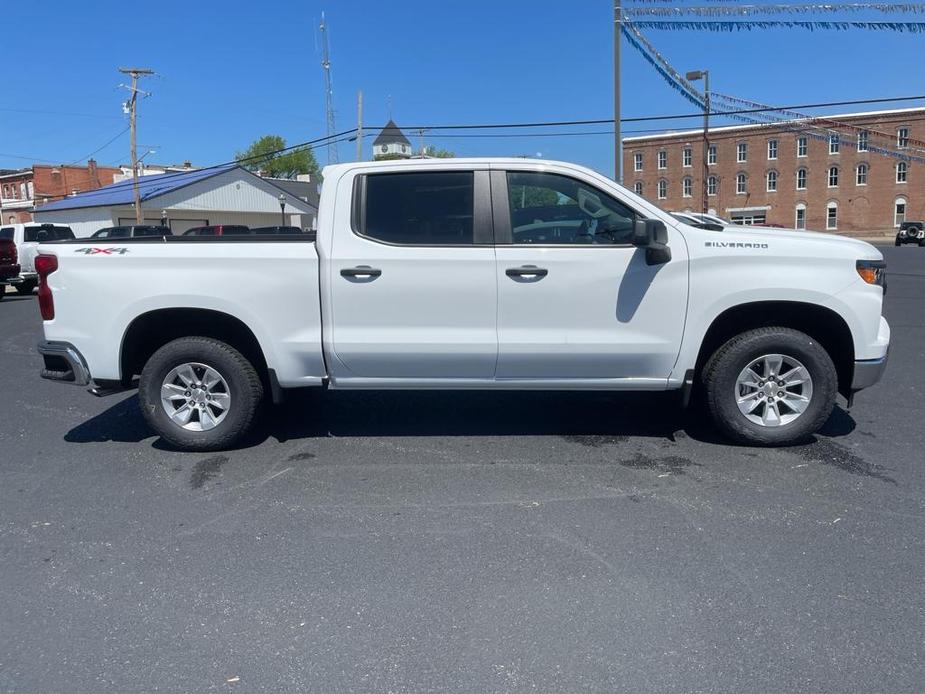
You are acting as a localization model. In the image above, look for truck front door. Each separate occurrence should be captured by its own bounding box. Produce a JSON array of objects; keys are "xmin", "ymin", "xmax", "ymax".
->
[
  {"xmin": 326, "ymin": 168, "xmax": 497, "ymax": 384},
  {"xmin": 491, "ymin": 169, "xmax": 688, "ymax": 384}
]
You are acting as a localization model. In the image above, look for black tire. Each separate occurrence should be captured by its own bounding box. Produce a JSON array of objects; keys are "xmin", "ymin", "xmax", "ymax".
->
[
  {"xmin": 16, "ymin": 280, "xmax": 37, "ymax": 295},
  {"xmin": 895, "ymin": 239, "xmax": 902, "ymax": 246},
  {"xmin": 919, "ymin": 239, "xmax": 925, "ymax": 247},
  {"xmin": 703, "ymin": 327, "xmax": 837, "ymax": 446},
  {"xmin": 0, "ymin": 284, "xmax": 5, "ymax": 301},
  {"xmin": 138, "ymin": 337, "xmax": 263, "ymax": 451}
]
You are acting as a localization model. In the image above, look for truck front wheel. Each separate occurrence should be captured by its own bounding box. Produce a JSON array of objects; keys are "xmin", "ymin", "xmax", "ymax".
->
[
  {"xmin": 138, "ymin": 337, "xmax": 263, "ymax": 451},
  {"xmin": 703, "ymin": 327, "xmax": 837, "ymax": 446}
]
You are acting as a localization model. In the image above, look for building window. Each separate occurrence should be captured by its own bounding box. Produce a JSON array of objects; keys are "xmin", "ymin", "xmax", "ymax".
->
[
  {"xmin": 857, "ymin": 130, "xmax": 869, "ymax": 152},
  {"xmin": 634, "ymin": 152, "xmax": 643, "ymax": 172},
  {"xmin": 682, "ymin": 177, "xmax": 693, "ymax": 197},
  {"xmin": 634, "ymin": 181, "xmax": 643, "ymax": 196},
  {"xmin": 708, "ymin": 144, "xmax": 717, "ymax": 165},
  {"xmin": 826, "ymin": 201, "xmax": 838, "ymax": 230},
  {"xmin": 658, "ymin": 179, "xmax": 667, "ymax": 199},
  {"xmin": 828, "ymin": 166, "xmax": 839, "ymax": 187},
  {"xmin": 736, "ymin": 172, "xmax": 747, "ymax": 194},
  {"xmin": 897, "ymin": 127, "xmax": 909, "ymax": 148},
  {"xmin": 658, "ymin": 151, "xmax": 667, "ymax": 169},
  {"xmin": 682, "ymin": 147, "xmax": 692, "ymax": 168},
  {"xmin": 795, "ymin": 203, "xmax": 807, "ymax": 230},
  {"xmin": 828, "ymin": 133, "xmax": 840, "ymax": 155},
  {"xmin": 895, "ymin": 197, "xmax": 907, "ymax": 227},
  {"xmin": 796, "ymin": 168, "xmax": 807, "ymax": 190},
  {"xmin": 767, "ymin": 139, "xmax": 778, "ymax": 160},
  {"xmin": 797, "ymin": 136, "xmax": 807, "ymax": 158},
  {"xmin": 707, "ymin": 175, "xmax": 717, "ymax": 196},
  {"xmin": 766, "ymin": 170, "xmax": 778, "ymax": 192},
  {"xmin": 737, "ymin": 143, "xmax": 747, "ymax": 163},
  {"xmin": 856, "ymin": 163, "xmax": 868, "ymax": 186},
  {"xmin": 897, "ymin": 161, "xmax": 908, "ymax": 183}
]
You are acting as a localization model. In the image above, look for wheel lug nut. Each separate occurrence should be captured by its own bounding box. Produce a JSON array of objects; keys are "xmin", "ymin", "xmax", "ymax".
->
[
  {"xmin": 185, "ymin": 391, "xmax": 191, "ymax": 397},
  {"xmin": 777, "ymin": 391, "xmax": 784, "ymax": 397}
]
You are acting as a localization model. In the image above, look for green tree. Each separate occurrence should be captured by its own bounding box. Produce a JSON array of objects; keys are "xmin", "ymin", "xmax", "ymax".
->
[
  {"xmin": 424, "ymin": 145, "xmax": 455, "ymax": 158},
  {"xmin": 235, "ymin": 135, "xmax": 321, "ymax": 179},
  {"xmin": 509, "ymin": 185, "xmax": 559, "ymax": 210}
]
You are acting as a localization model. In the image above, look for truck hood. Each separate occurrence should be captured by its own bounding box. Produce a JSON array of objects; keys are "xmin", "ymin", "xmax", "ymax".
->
[{"xmin": 720, "ymin": 225, "xmax": 883, "ymax": 260}]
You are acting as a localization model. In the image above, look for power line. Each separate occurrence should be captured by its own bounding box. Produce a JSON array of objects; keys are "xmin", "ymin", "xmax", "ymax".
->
[
  {"xmin": 68, "ymin": 127, "xmax": 130, "ymax": 166},
  {"xmin": 27, "ymin": 94, "xmax": 925, "ymax": 205}
]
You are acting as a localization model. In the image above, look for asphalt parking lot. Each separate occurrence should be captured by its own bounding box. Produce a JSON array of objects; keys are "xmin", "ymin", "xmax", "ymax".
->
[{"xmin": 1, "ymin": 245, "xmax": 922, "ymax": 693}]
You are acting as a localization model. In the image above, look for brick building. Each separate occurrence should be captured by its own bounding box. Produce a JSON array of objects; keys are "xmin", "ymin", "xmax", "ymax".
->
[
  {"xmin": 623, "ymin": 107, "xmax": 925, "ymax": 235},
  {"xmin": 0, "ymin": 159, "xmax": 121, "ymax": 224}
]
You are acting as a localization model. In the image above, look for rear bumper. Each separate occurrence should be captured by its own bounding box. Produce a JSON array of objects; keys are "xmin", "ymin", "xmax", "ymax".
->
[
  {"xmin": 0, "ymin": 264, "xmax": 21, "ymax": 282},
  {"xmin": 37, "ymin": 340, "xmax": 91, "ymax": 386},
  {"xmin": 851, "ymin": 354, "xmax": 888, "ymax": 391}
]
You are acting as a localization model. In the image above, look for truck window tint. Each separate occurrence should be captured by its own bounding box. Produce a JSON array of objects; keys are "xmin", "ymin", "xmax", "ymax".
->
[
  {"xmin": 363, "ymin": 171, "xmax": 474, "ymax": 245},
  {"xmin": 0, "ymin": 228, "xmax": 12, "ymax": 240},
  {"xmin": 506, "ymin": 171, "xmax": 636, "ymax": 245},
  {"xmin": 54, "ymin": 227, "xmax": 75, "ymax": 240}
]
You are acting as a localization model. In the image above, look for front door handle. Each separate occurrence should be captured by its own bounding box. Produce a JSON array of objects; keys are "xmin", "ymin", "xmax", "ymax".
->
[
  {"xmin": 340, "ymin": 265, "xmax": 382, "ymax": 278},
  {"xmin": 506, "ymin": 265, "xmax": 548, "ymax": 278}
]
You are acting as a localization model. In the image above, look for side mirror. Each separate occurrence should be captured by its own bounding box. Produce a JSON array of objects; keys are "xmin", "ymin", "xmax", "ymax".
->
[
  {"xmin": 36, "ymin": 230, "xmax": 49, "ymax": 243},
  {"xmin": 632, "ymin": 219, "xmax": 671, "ymax": 265}
]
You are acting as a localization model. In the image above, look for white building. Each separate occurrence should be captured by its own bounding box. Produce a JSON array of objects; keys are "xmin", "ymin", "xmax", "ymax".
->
[{"xmin": 33, "ymin": 164, "xmax": 318, "ymax": 237}]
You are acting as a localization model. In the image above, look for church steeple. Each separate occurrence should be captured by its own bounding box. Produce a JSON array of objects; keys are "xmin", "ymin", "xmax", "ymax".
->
[{"xmin": 373, "ymin": 120, "xmax": 412, "ymax": 160}]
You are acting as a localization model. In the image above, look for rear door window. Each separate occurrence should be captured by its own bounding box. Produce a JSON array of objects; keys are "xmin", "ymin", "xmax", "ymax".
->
[
  {"xmin": 0, "ymin": 228, "xmax": 12, "ymax": 240},
  {"xmin": 358, "ymin": 171, "xmax": 474, "ymax": 245}
]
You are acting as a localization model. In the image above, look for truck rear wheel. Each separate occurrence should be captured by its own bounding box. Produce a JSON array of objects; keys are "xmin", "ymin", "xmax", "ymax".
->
[
  {"xmin": 138, "ymin": 337, "xmax": 263, "ymax": 451},
  {"xmin": 703, "ymin": 327, "xmax": 837, "ymax": 446}
]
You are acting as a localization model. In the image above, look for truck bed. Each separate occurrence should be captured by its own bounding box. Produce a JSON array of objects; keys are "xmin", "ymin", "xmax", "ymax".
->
[{"xmin": 38, "ymin": 236, "xmax": 326, "ymax": 388}]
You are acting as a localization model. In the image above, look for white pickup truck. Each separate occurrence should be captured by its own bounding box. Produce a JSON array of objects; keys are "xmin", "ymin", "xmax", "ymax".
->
[{"xmin": 35, "ymin": 158, "xmax": 889, "ymax": 450}]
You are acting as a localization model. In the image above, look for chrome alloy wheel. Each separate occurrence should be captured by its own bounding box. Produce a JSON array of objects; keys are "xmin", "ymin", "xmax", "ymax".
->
[
  {"xmin": 735, "ymin": 353, "xmax": 813, "ymax": 427},
  {"xmin": 160, "ymin": 362, "xmax": 231, "ymax": 432}
]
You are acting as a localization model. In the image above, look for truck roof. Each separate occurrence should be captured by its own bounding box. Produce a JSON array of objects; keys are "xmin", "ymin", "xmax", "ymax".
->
[{"xmin": 321, "ymin": 157, "xmax": 611, "ymax": 178}]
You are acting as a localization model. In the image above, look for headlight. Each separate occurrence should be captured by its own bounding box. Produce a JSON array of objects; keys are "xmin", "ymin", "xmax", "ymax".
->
[{"xmin": 856, "ymin": 259, "xmax": 886, "ymax": 292}]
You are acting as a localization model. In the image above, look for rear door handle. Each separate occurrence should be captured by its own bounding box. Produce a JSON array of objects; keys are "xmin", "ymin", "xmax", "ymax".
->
[
  {"xmin": 506, "ymin": 265, "xmax": 548, "ymax": 278},
  {"xmin": 340, "ymin": 265, "xmax": 382, "ymax": 278}
]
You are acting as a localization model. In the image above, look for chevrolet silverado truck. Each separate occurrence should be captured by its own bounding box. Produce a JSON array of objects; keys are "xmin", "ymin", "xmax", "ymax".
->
[{"xmin": 35, "ymin": 158, "xmax": 889, "ymax": 450}]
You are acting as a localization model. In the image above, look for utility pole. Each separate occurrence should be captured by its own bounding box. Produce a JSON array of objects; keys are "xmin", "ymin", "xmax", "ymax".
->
[
  {"xmin": 356, "ymin": 90, "xmax": 363, "ymax": 162},
  {"xmin": 119, "ymin": 67, "xmax": 153, "ymax": 224},
  {"xmin": 613, "ymin": 1, "xmax": 622, "ymax": 183}
]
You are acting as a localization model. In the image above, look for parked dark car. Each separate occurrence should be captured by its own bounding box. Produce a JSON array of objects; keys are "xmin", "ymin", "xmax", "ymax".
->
[
  {"xmin": 0, "ymin": 238, "xmax": 21, "ymax": 301},
  {"xmin": 183, "ymin": 225, "xmax": 250, "ymax": 236},
  {"xmin": 895, "ymin": 221, "xmax": 925, "ymax": 246},
  {"xmin": 91, "ymin": 225, "xmax": 171, "ymax": 239}
]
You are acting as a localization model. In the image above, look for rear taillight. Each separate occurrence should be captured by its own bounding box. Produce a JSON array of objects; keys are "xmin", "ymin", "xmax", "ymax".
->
[
  {"xmin": 0, "ymin": 240, "xmax": 15, "ymax": 264},
  {"xmin": 35, "ymin": 253, "xmax": 58, "ymax": 320}
]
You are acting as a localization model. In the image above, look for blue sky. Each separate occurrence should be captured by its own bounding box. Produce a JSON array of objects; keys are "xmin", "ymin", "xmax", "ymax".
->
[{"xmin": 1, "ymin": 1, "xmax": 919, "ymax": 178}]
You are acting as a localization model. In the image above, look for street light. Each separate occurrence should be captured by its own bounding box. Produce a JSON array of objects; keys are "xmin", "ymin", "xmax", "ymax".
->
[
  {"xmin": 278, "ymin": 193, "xmax": 287, "ymax": 227},
  {"xmin": 686, "ymin": 69, "xmax": 710, "ymax": 215}
]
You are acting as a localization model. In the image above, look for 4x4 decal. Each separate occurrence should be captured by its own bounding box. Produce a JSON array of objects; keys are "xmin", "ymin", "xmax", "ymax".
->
[{"xmin": 74, "ymin": 248, "xmax": 130, "ymax": 255}]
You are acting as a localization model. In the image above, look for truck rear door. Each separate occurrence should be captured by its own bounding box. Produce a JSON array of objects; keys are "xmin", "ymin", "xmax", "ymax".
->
[{"xmin": 325, "ymin": 168, "xmax": 497, "ymax": 383}]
